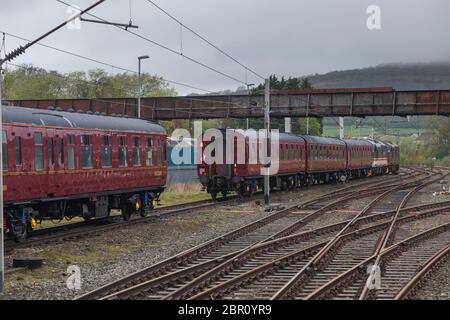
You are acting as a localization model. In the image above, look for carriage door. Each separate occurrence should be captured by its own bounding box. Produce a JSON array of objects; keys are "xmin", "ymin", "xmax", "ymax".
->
[
  {"xmin": 46, "ymin": 129, "xmax": 58, "ymax": 197},
  {"xmin": 54, "ymin": 130, "xmax": 65, "ymax": 194}
]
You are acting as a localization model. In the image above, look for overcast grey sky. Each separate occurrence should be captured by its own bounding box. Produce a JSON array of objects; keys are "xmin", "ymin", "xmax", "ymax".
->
[{"xmin": 1, "ymin": 0, "xmax": 450, "ymax": 94}]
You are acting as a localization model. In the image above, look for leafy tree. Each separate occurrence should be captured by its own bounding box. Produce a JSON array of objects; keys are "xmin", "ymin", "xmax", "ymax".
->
[{"xmin": 2, "ymin": 64, "xmax": 177, "ymax": 100}]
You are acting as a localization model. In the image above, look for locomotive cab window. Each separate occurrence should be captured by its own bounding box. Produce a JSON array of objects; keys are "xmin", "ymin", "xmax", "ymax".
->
[
  {"xmin": 101, "ymin": 135, "xmax": 112, "ymax": 167},
  {"xmin": 2, "ymin": 130, "xmax": 7, "ymax": 170},
  {"xmin": 118, "ymin": 136, "xmax": 128, "ymax": 167},
  {"xmin": 133, "ymin": 137, "xmax": 141, "ymax": 166},
  {"xmin": 34, "ymin": 132, "xmax": 44, "ymax": 171},
  {"xmin": 14, "ymin": 136, "xmax": 22, "ymax": 166},
  {"xmin": 81, "ymin": 135, "xmax": 93, "ymax": 169}
]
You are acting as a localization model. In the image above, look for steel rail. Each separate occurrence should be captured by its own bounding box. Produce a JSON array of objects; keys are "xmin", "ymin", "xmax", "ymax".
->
[
  {"xmin": 271, "ymin": 172, "xmax": 440, "ymax": 299},
  {"xmin": 188, "ymin": 206, "xmax": 450, "ymax": 300},
  {"xmin": 394, "ymin": 244, "xmax": 450, "ymax": 300},
  {"xmin": 76, "ymin": 172, "xmax": 412, "ymax": 300},
  {"xmin": 358, "ymin": 172, "xmax": 448, "ymax": 299},
  {"xmin": 95, "ymin": 175, "xmax": 436, "ymax": 300},
  {"xmin": 304, "ymin": 222, "xmax": 450, "ymax": 300}
]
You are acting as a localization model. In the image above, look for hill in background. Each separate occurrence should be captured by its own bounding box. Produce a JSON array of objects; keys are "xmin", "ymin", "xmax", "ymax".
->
[
  {"xmin": 307, "ymin": 62, "xmax": 450, "ymax": 90},
  {"xmin": 302, "ymin": 62, "xmax": 450, "ymax": 137}
]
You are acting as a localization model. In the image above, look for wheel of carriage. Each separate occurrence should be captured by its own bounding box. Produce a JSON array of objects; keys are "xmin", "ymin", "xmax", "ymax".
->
[
  {"xmin": 248, "ymin": 185, "xmax": 255, "ymax": 197},
  {"xmin": 238, "ymin": 186, "xmax": 245, "ymax": 199},
  {"xmin": 139, "ymin": 206, "xmax": 148, "ymax": 217},
  {"xmin": 221, "ymin": 191, "xmax": 228, "ymax": 199},
  {"xmin": 210, "ymin": 190, "xmax": 218, "ymax": 201},
  {"xmin": 13, "ymin": 223, "xmax": 29, "ymax": 243},
  {"xmin": 140, "ymin": 198, "xmax": 156, "ymax": 217},
  {"xmin": 121, "ymin": 204, "xmax": 132, "ymax": 221}
]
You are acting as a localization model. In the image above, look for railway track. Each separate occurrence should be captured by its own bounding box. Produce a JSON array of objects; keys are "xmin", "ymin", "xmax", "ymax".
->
[
  {"xmin": 302, "ymin": 223, "xmax": 450, "ymax": 300},
  {"xmin": 100, "ymin": 201, "xmax": 450, "ymax": 300},
  {"xmin": 6, "ymin": 169, "xmax": 410, "ymax": 253},
  {"xmin": 394, "ymin": 243, "xmax": 450, "ymax": 300},
  {"xmin": 76, "ymin": 169, "xmax": 430, "ymax": 300},
  {"xmin": 4, "ymin": 196, "xmax": 240, "ymax": 252},
  {"xmin": 159, "ymin": 172, "xmax": 445, "ymax": 299},
  {"xmin": 269, "ymin": 172, "xmax": 448, "ymax": 300}
]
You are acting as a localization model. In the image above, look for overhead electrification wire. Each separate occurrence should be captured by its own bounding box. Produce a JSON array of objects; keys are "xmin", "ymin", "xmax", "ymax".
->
[
  {"xmin": 0, "ymin": 30, "xmax": 214, "ymax": 94},
  {"xmin": 143, "ymin": 0, "xmax": 266, "ymax": 81},
  {"xmin": 56, "ymin": 0, "xmax": 252, "ymax": 86}
]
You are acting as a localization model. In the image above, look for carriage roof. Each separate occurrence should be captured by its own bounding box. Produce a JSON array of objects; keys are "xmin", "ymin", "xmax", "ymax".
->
[{"xmin": 1, "ymin": 105, "xmax": 166, "ymax": 134}]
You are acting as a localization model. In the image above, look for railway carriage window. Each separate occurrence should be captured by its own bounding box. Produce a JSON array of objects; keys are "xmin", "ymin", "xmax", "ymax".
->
[
  {"xmin": 101, "ymin": 135, "xmax": 112, "ymax": 167},
  {"xmin": 81, "ymin": 135, "xmax": 93, "ymax": 168},
  {"xmin": 48, "ymin": 138, "xmax": 54, "ymax": 166},
  {"xmin": 118, "ymin": 136, "xmax": 128, "ymax": 167},
  {"xmin": 156, "ymin": 138, "xmax": 162, "ymax": 166},
  {"xmin": 2, "ymin": 131, "xmax": 7, "ymax": 170},
  {"xmin": 146, "ymin": 138, "xmax": 153, "ymax": 166},
  {"xmin": 34, "ymin": 133, "xmax": 44, "ymax": 171},
  {"xmin": 133, "ymin": 137, "xmax": 141, "ymax": 166},
  {"xmin": 57, "ymin": 138, "xmax": 64, "ymax": 165},
  {"xmin": 163, "ymin": 140, "xmax": 167, "ymax": 162},
  {"xmin": 67, "ymin": 135, "xmax": 75, "ymax": 169},
  {"xmin": 14, "ymin": 136, "xmax": 22, "ymax": 166}
]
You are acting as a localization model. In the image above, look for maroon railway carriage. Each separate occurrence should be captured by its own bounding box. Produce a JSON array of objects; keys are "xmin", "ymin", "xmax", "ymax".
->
[
  {"xmin": 302, "ymin": 136, "xmax": 347, "ymax": 182},
  {"xmin": 2, "ymin": 106, "xmax": 167, "ymax": 240},
  {"xmin": 198, "ymin": 130, "xmax": 308, "ymax": 199},
  {"xmin": 198, "ymin": 129, "xmax": 399, "ymax": 200},
  {"xmin": 342, "ymin": 139, "xmax": 373, "ymax": 178}
]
